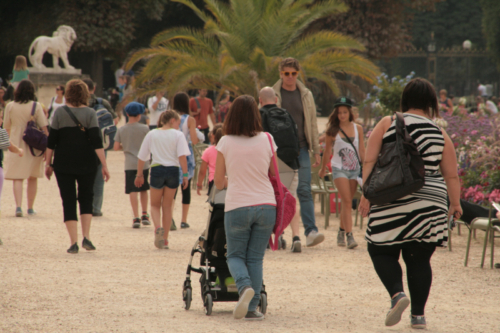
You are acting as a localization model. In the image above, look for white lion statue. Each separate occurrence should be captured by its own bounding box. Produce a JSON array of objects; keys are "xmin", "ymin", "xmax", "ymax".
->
[{"xmin": 28, "ymin": 25, "xmax": 77, "ymax": 70}]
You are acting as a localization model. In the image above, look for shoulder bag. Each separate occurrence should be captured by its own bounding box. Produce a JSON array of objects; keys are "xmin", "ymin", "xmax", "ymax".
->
[
  {"xmin": 265, "ymin": 133, "xmax": 297, "ymax": 251},
  {"xmin": 362, "ymin": 112, "xmax": 425, "ymax": 206},
  {"xmin": 62, "ymin": 106, "xmax": 88, "ymax": 135},
  {"xmin": 23, "ymin": 102, "xmax": 48, "ymax": 157}
]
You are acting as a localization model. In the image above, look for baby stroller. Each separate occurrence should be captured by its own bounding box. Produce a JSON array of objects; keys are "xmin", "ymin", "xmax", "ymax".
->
[{"xmin": 182, "ymin": 188, "xmax": 268, "ymax": 315}]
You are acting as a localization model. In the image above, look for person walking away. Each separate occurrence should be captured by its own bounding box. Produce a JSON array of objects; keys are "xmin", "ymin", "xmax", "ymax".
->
[
  {"xmin": 215, "ymin": 90, "xmax": 231, "ymax": 123},
  {"xmin": 215, "ymin": 95, "xmax": 276, "ymax": 321},
  {"xmin": 0, "ymin": 120, "xmax": 24, "ymax": 244},
  {"xmin": 197, "ymin": 124, "xmax": 223, "ymax": 196},
  {"xmin": 11, "ymin": 56, "xmax": 29, "ymax": 90},
  {"xmin": 3, "ymin": 79, "xmax": 48, "ymax": 217},
  {"xmin": 135, "ymin": 110, "xmax": 190, "ymax": 249},
  {"xmin": 45, "ymin": 79, "xmax": 110, "ymax": 253},
  {"xmin": 272, "ymin": 57, "xmax": 324, "ymax": 247},
  {"xmin": 258, "ymin": 86, "xmax": 303, "ymax": 252},
  {"xmin": 319, "ymin": 97, "xmax": 365, "ymax": 249},
  {"xmin": 48, "ymin": 85, "xmax": 66, "ymax": 125},
  {"xmin": 358, "ymin": 78, "xmax": 462, "ymax": 329},
  {"xmin": 172, "ymin": 92, "xmax": 200, "ymax": 229},
  {"xmin": 147, "ymin": 91, "xmax": 169, "ymax": 130},
  {"xmin": 83, "ymin": 78, "xmax": 118, "ymax": 217},
  {"xmin": 190, "ymin": 89, "xmax": 216, "ymax": 144},
  {"xmin": 113, "ymin": 102, "xmax": 151, "ymax": 228}
]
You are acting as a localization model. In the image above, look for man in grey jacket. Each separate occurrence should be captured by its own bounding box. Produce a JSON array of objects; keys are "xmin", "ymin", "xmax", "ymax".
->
[{"xmin": 272, "ymin": 57, "xmax": 324, "ymax": 248}]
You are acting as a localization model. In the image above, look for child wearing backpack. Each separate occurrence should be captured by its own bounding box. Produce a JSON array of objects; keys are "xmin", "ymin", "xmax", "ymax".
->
[
  {"xmin": 135, "ymin": 110, "xmax": 190, "ymax": 249},
  {"xmin": 196, "ymin": 123, "xmax": 223, "ymax": 196},
  {"xmin": 114, "ymin": 102, "xmax": 151, "ymax": 228}
]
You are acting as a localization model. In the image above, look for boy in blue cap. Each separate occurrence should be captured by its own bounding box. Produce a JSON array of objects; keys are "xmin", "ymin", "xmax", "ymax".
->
[{"xmin": 114, "ymin": 102, "xmax": 151, "ymax": 228}]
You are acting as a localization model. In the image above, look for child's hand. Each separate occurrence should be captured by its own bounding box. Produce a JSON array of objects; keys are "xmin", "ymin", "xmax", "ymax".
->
[
  {"xmin": 18, "ymin": 148, "xmax": 23, "ymax": 157},
  {"xmin": 182, "ymin": 177, "xmax": 188, "ymax": 190},
  {"xmin": 196, "ymin": 183, "xmax": 202, "ymax": 195},
  {"xmin": 134, "ymin": 174, "xmax": 144, "ymax": 188}
]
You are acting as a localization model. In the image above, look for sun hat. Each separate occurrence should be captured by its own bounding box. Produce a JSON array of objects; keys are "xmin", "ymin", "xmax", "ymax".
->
[
  {"xmin": 125, "ymin": 102, "xmax": 145, "ymax": 116},
  {"xmin": 333, "ymin": 97, "xmax": 353, "ymax": 108}
]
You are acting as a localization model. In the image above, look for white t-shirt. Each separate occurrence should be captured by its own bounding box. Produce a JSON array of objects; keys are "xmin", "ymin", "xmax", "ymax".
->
[
  {"xmin": 486, "ymin": 100, "xmax": 498, "ymax": 114},
  {"xmin": 478, "ymin": 84, "xmax": 487, "ymax": 97},
  {"xmin": 48, "ymin": 97, "xmax": 66, "ymax": 125},
  {"xmin": 147, "ymin": 96, "xmax": 169, "ymax": 127},
  {"xmin": 137, "ymin": 128, "xmax": 191, "ymax": 167},
  {"xmin": 216, "ymin": 132, "xmax": 277, "ymax": 212}
]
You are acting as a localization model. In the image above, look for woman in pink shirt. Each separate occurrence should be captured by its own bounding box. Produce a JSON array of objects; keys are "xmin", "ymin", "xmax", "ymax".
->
[
  {"xmin": 215, "ymin": 95, "xmax": 277, "ymax": 321},
  {"xmin": 196, "ymin": 123, "xmax": 223, "ymax": 195}
]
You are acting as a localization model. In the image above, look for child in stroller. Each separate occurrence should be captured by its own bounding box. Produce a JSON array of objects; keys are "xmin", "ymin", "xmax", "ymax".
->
[{"xmin": 182, "ymin": 188, "xmax": 268, "ymax": 315}]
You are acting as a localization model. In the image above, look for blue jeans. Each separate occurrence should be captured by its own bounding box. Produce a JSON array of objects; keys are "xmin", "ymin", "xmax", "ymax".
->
[
  {"xmin": 92, "ymin": 151, "xmax": 107, "ymax": 215},
  {"xmin": 297, "ymin": 147, "xmax": 318, "ymax": 236},
  {"xmin": 225, "ymin": 205, "xmax": 275, "ymax": 311}
]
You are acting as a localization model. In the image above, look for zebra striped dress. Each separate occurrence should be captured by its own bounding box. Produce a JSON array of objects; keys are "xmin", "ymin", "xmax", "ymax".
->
[{"xmin": 365, "ymin": 113, "xmax": 449, "ymax": 247}]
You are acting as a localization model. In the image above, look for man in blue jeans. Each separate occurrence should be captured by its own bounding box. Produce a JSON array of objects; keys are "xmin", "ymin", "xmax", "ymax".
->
[{"xmin": 272, "ymin": 57, "xmax": 325, "ymax": 248}]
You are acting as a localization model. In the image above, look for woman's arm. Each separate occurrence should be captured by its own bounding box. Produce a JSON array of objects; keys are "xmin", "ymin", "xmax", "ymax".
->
[
  {"xmin": 318, "ymin": 135, "xmax": 334, "ymax": 178},
  {"xmin": 440, "ymin": 128, "xmax": 463, "ymax": 218},
  {"xmin": 196, "ymin": 161, "xmax": 208, "ymax": 195},
  {"xmin": 188, "ymin": 116, "xmax": 199, "ymax": 145},
  {"xmin": 45, "ymin": 148, "xmax": 54, "ymax": 180},
  {"xmin": 357, "ymin": 124, "xmax": 365, "ymax": 164},
  {"xmin": 113, "ymin": 141, "xmax": 122, "ymax": 151},
  {"xmin": 179, "ymin": 155, "xmax": 189, "ymax": 190},
  {"xmin": 214, "ymin": 151, "xmax": 227, "ymax": 190}
]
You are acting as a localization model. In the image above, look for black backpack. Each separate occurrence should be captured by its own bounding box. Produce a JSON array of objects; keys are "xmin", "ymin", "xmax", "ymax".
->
[{"xmin": 260, "ymin": 105, "xmax": 300, "ymax": 167}]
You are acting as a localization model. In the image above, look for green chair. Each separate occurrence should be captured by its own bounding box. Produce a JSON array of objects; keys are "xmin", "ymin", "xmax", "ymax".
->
[{"xmin": 464, "ymin": 203, "xmax": 500, "ymax": 268}]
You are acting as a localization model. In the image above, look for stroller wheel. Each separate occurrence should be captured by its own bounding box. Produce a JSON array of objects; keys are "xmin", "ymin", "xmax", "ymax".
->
[
  {"xmin": 258, "ymin": 293, "xmax": 267, "ymax": 314},
  {"xmin": 204, "ymin": 294, "xmax": 213, "ymax": 315},
  {"xmin": 183, "ymin": 288, "xmax": 192, "ymax": 310}
]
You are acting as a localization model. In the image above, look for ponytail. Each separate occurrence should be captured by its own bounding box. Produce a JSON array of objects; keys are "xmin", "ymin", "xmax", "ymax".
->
[
  {"xmin": 157, "ymin": 109, "xmax": 180, "ymax": 127},
  {"xmin": 212, "ymin": 123, "xmax": 224, "ymax": 145}
]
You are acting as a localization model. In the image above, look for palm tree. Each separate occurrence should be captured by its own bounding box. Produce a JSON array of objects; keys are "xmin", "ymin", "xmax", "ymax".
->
[{"xmin": 127, "ymin": 0, "xmax": 380, "ymax": 100}]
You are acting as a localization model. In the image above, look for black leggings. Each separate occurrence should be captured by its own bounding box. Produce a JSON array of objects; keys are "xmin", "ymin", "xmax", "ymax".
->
[
  {"xmin": 55, "ymin": 170, "xmax": 96, "ymax": 222},
  {"xmin": 174, "ymin": 178, "xmax": 191, "ymax": 205},
  {"xmin": 367, "ymin": 242, "xmax": 436, "ymax": 316}
]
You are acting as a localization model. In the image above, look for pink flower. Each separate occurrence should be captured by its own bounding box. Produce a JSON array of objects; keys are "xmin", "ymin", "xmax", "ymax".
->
[
  {"xmin": 480, "ymin": 136, "xmax": 487, "ymax": 140},
  {"xmin": 366, "ymin": 130, "xmax": 372, "ymax": 138},
  {"xmin": 481, "ymin": 171, "xmax": 488, "ymax": 179},
  {"xmin": 471, "ymin": 130, "xmax": 478, "ymax": 135},
  {"xmin": 474, "ymin": 191, "xmax": 485, "ymax": 203},
  {"xmin": 458, "ymin": 169, "xmax": 466, "ymax": 176},
  {"xmin": 454, "ymin": 142, "xmax": 459, "ymax": 148},
  {"xmin": 488, "ymin": 189, "xmax": 500, "ymax": 203},
  {"xmin": 451, "ymin": 133, "xmax": 457, "ymax": 139}
]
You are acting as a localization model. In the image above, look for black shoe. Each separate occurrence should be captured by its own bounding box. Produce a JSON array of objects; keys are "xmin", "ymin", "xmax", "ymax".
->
[
  {"xmin": 133, "ymin": 218, "xmax": 141, "ymax": 228},
  {"xmin": 92, "ymin": 212, "xmax": 103, "ymax": 217},
  {"xmin": 67, "ymin": 242, "xmax": 79, "ymax": 254},
  {"xmin": 180, "ymin": 222, "xmax": 190, "ymax": 229},
  {"xmin": 82, "ymin": 237, "xmax": 96, "ymax": 251}
]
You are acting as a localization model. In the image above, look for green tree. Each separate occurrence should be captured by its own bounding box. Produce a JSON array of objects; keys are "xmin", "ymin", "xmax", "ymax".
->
[
  {"xmin": 128, "ymin": 0, "xmax": 379, "ymax": 100},
  {"xmin": 480, "ymin": 0, "xmax": 500, "ymax": 70}
]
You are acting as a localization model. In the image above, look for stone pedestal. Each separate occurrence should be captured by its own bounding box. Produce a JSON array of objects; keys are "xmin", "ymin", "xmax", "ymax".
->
[{"xmin": 29, "ymin": 68, "xmax": 88, "ymax": 108}]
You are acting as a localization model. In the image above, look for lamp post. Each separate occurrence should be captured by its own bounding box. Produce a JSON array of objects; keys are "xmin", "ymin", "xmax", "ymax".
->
[
  {"xmin": 427, "ymin": 32, "xmax": 437, "ymax": 87},
  {"xmin": 463, "ymin": 40, "xmax": 472, "ymax": 96}
]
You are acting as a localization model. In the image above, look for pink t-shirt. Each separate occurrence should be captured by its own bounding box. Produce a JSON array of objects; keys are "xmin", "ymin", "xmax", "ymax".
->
[
  {"xmin": 216, "ymin": 132, "xmax": 277, "ymax": 212},
  {"xmin": 201, "ymin": 145, "xmax": 217, "ymax": 182}
]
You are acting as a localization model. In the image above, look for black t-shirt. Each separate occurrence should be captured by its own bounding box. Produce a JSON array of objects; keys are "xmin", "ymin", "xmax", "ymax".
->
[{"xmin": 281, "ymin": 87, "xmax": 307, "ymax": 148}]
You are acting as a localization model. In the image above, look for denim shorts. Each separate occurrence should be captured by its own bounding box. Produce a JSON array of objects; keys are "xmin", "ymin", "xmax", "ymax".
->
[
  {"xmin": 150, "ymin": 166, "xmax": 180, "ymax": 189},
  {"xmin": 331, "ymin": 167, "xmax": 360, "ymax": 180}
]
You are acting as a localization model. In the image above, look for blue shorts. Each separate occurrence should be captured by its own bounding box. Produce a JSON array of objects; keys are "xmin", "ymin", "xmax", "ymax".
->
[
  {"xmin": 150, "ymin": 166, "xmax": 180, "ymax": 190},
  {"xmin": 331, "ymin": 167, "xmax": 360, "ymax": 180}
]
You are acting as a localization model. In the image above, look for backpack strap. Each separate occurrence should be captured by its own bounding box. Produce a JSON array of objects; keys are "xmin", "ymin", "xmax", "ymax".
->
[
  {"xmin": 194, "ymin": 97, "xmax": 201, "ymax": 110},
  {"xmin": 30, "ymin": 101, "xmax": 37, "ymax": 119}
]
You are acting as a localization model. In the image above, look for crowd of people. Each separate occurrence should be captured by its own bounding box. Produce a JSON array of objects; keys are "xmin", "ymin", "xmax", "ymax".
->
[{"xmin": 1, "ymin": 56, "xmax": 495, "ymax": 328}]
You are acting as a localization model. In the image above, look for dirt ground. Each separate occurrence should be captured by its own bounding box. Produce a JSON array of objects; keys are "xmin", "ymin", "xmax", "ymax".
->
[{"xmin": 0, "ymin": 117, "xmax": 499, "ymax": 333}]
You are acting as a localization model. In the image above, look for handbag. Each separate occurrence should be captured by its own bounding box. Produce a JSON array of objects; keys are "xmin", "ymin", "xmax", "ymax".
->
[
  {"xmin": 339, "ymin": 126, "xmax": 363, "ymax": 179},
  {"xmin": 362, "ymin": 112, "xmax": 425, "ymax": 205},
  {"xmin": 265, "ymin": 133, "xmax": 297, "ymax": 251},
  {"xmin": 22, "ymin": 102, "xmax": 48, "ymax": 157}
]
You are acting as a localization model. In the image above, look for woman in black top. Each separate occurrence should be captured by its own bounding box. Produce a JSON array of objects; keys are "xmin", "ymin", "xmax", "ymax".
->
[{"xmin": 45, "ymin": 79, "xmax": 110, "ymax": 254}]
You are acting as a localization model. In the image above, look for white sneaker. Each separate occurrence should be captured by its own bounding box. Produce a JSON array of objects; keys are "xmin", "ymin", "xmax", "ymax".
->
[
  {"xmin": 306, "ymin": 230, "xmax": 325, "ymax": 247},
  {"xmin": 234, "ymin": 286, "xmax": 255, "ymax": 319}
]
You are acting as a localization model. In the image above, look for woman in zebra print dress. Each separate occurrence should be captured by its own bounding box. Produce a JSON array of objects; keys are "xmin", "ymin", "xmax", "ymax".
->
[{"xmin": 358, "ymin": 78, "xmax": 462, "ymax": 329}]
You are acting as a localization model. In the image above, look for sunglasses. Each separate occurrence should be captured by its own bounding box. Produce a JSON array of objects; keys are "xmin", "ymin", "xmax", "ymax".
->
[
  {"xmin": 56, "ymin": 88, "xmax": 61, "ymax": 91},
  {"xmin": 282, "ymin": 71, "xmax": 298, "ymax": 77}
]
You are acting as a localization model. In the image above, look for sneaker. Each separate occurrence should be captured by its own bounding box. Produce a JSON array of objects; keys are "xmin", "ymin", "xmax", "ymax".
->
[
  {"xmin": 82, "ymin": 237, "xmax": 96, "ymax": 251},
  {"xmin": 163, "ymin": 239, "xmax": 169, "ymax": 249},
  {"xmin": 306, "ymin": 230, "xmax": 325, "ymax": 247},
  {"xmin": 133, "ymin": 218, "xmax": 141, "ymax": 229},
  {"xmin": 233, "ymin": 286, "xmax": 254, "ymax": 319},
  {"xmin": 141, "ymin": 213, "xmax": 151, "ymax": 226},
  {"xmin": 27, "ymin": 208, "xmax": 36, "ymax": 215},
  {"xmin": 155, "ymin": 227, "xmax": 164, "ymax": 249},
  {"xmin": 385, "ymin": 292, "xmax": 410, "ymax": 326},
  {"xmin": 411, "ymin": 315, "xmax": 426, "ymax": 329},
  {"xmin": 180, "ymin": 222, "xmax": 190, "ymax": 229},
  {"xmin": 15, "ymin": 207, "xmax": 23, "ymax": 217},
  {"xmin": 290, "ymin": 237, "xmax": 302, "ymax": 253},
  {"xmin": 92, "ymin": 212, "xmax": 103, "ymax": 217},
  {"xmin": 67, "ymin": 242, "xmax": 79, "ymax": 254},
  {"xmin": 170, "ymin": 219, "xmax": 177, "ymax": 231},
  {"xmin": 337, "ymin": 229, "xmax": 346, "ymax": 247},
  {"xmin": 245, "ymin": 310, "xmax": 265, "ymax": 321},
  {"xmin": 346, "ymin": 232, "xmax": 358, "ymax": 249}
]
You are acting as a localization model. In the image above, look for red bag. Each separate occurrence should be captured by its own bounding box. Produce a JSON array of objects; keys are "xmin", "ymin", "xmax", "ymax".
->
[{"xmin": 265, "ymin": 133, "xmax": 296, "ymax": 251}]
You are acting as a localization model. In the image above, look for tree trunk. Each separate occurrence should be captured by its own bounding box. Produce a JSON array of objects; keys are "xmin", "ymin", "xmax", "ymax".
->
[{"xmin": 91, "ymin": 50, "xmax": 104, "ymax": 97}]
